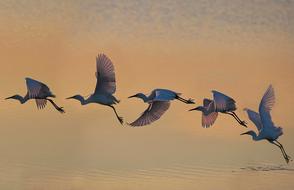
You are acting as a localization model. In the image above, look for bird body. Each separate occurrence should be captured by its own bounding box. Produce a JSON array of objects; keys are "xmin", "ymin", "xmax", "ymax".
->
[
  {"xmin": 67, "ymin": 54, "xmax": 123, "ymax": 124},
  {"xmin": 189, "ymin": 90, "xmax": 246, "ymax": 128},
  {"xmin": 128, "ymin": 88, "xmax": 194, "ymax": 127},
  {"xmin": 6, "ymin": 77, "xmax": 64, "ymax": 113},
  {"xmin": 241, "ymin": 85, "xmax": 291, "ymax": 163}
]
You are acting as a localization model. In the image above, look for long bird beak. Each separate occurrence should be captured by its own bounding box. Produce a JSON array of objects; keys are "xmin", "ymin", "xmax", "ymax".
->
[
  {"xmin": 128, "ymin": 95, "xmax": 136, "ymax": 98},
  {"xmin": 5, "ymin": 96, "xmax": 14, "ymax": 100},
  {"xmin": 189, "ymin": 107, "xmax": 197, "ymax": 111},
  {"xmin": 240, "ymin": 131, "xmax": 250, "ymax": 136},
  {"xmin": 66, "ymin": 96, "xmax": 75, "ymax": 99}
]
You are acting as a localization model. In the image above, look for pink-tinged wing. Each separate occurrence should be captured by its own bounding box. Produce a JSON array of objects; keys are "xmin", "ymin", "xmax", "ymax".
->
[
  {"xmin": 202, "ymin": 112, "xmax": 218, "ymax": 128},
  {"xmin": 128, "ymin": 101, "xmax": 170, "ymax": 127},
  {"xmin": 212, "ymin": 90, "xmax": 236, "ymax": 112},
  {"xmin": 94, "ymin": 54, "xmax": 116, "ymax": 94},
  {"xmin": 202, "ymin": 101, "xmax": 218, "ymax": 128},
  {"xmin": 244, "ymin": 108, "xmax": 263, "ymax": 131},
  {"xmin": 35, "ymin": 99, "xmax": 47, "ymax": 109}
]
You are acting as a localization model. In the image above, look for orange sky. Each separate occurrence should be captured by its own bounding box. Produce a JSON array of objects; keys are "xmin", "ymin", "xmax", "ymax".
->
[{"xmin": 0, "ymin": 2, "xmax": 293, "ymax": 187}]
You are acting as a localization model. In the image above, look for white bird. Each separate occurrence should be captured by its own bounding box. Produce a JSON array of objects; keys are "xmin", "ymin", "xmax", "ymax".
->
[
  {"xmin": 189, "ymin": 90, "xmax": 247, "ymax": 128},
  {"xmin": 128, "ymin": 89, "xmax": 195, "ymax": 126},
  {"xmin": 67, "ymin": 54, "xmax": 123, "ymax": 124},
  {"xmin": 6, "ymin": 77, "xmax": 65, "ymax": 113},
  {"xmin": 241, "ymin": 85, "xmax": 291, "ymax": 163}
]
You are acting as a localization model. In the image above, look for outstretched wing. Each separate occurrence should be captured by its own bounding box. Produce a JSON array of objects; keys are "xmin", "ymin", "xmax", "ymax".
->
[
  {"xmin": 202, "ymin": 112, "xmax": 218, "ymax": 128},
  {"xmin": 26, "ymin": 78, "xmax": 53, "ymax": 109},
  {"xmin": 202, "ymin": 100, "xmax": 218, "ymax": 128},
  {"xmin": 94, "ymin": 54, "xmax": 116, "ymax": 94},
  {"xmin": 35, "ymin": 99, "xmax": 47, "ymax": 109},
  {"xmin": 152, "ymin": 89, "xmax": 178, "ymax": 101},
  {"xmin": 212, "ymin": 90, "xmax": 236, "ymax": 112},
  {"xmin": 128, "ymin": 101, "xmax": 171, "ymax": 127},
  {"xmin": 26, "ymin": 78, "xmax": 52, "ymax": 98},
  {"xmin": 244, "ymin": 108, "xmax": 263, "ymax": 131},
  {"xmin": 259, "ymin": 85, "xmax": 276, "ymax": 129}
]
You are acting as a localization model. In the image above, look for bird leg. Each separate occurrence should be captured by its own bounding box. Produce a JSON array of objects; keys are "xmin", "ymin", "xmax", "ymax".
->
[
  {"xmin": 231, "ymin": 112, "xmax": 247, "ymax": 127},
  {"xmin": 46, "ymin": 99, "xmax": 65, "ymax": 114},
  {"xmin": 224, "ymin": 112, "xmax": 247, "ymax": 127},
  {"xmin": 271, "ymin": 141, "xmax": 291, "ymax": 164},
  {"xmin": 176, "ymin": 96, "xmax": 195, "ymax": 104},
  {"xmin": 109, "ymin": 105, "xmax": 123, "ymax": 125},
  {"xmin": 275, "ymin": 140, "xmax": 292, "ymax": 162}
]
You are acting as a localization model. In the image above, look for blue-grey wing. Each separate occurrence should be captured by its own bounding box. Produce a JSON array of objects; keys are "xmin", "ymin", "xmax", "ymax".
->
[
  {"xmin": 94, "ymin": 54, "xmax": 116, "ymax": 94},
  {"xmin": 212, "ymin": 90, "xmax": 236, "ymax": 112},
  {"xmin": 244, "ymin": 108, "xmax": 263, "ymax": 131},
  {"xmin": 259, "ymin": 85, "xmax": 276, "ymax": 129},
  {"xmin": 152, "ymin": 89, "xmax": 179, "ymax": 101}
]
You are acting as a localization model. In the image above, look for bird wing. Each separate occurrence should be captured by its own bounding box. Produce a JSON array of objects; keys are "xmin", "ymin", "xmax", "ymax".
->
[
  {"xmin": 35, "ymin": 99, "xmax": 47, "ymax": 109},
  {"xmin": 203, "ymin": 98, "xmax": 213, "ymax": 108},
  {"xmin": 244, "ymin": 108, "xmax": 263, "ymax": 131},
  {"xmin": 129, "ymin": 101, "xmax": 171, "ymax": 127},
  {"xmin": 94, "ymin": 54, "xmax": 116, "ymax": 95},
  {"xmin": 202, "ymin": 100, "xmax": 218, "ymax": 128},
  {"xmin": 212, "ymin": 90, "xmax": 236, "ymax": 112},
  {"xmin": 152, "ymin": 89, "xmax": 178, "ymax": 101},
  {"xmin": 25, "ymin": 77, "xmax": 52, "ymax": 99},
  {"xmin": 259, "ymin": 85, "xmax": 276, "ymax": 129}
]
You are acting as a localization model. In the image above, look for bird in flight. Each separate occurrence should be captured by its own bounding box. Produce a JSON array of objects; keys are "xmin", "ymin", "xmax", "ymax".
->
[
  {"xmin": 241, "ymin": 85, "xmax": 291, "ymax": 163},
  {"xmin": 6, "ymin": 77, "xmax": 65, "ymax": 113},
  {"xmin": 189, "ymin": 90, "xmax": 247, "ymax": 128},
  {"xmin": 67, "ymin": 54, "xmax": 123, "ymax": 124},
  {"xmin": 128, "ymin": 89, "xmax": 195, "ymax": 126}
]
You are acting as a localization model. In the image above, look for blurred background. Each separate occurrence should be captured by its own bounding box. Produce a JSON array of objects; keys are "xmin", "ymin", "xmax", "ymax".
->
[{"xmin": 0, "ymin": 0, "xmax": 293, "ymax": 189}]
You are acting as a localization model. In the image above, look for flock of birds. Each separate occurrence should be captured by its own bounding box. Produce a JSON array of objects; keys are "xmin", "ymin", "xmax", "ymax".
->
[{"xmin": 5, "ymin": 54, "xmax": 291, "ymax": 164}]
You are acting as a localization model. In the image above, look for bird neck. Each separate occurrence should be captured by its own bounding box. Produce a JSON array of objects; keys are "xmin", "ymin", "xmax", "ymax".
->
[
  {"xmin": 16, "ymin": 95, "xmax": 29, "ymax": 104},
  {"xmin": 75, "ymin": 95, "xmax": 88, "ymax": 105},
  {"xmin": 247, "ymin": 131, "xmax": 260, "ymax": 141},
  {"xmin": 137, "ymin": 93, "xmax": 149, "ymax": 102}
]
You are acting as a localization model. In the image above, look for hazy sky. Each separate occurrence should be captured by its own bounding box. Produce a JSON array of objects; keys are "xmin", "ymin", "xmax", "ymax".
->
[{"xmin": 0, "ymin": 1, "xmax": 293, "ymax": 188}]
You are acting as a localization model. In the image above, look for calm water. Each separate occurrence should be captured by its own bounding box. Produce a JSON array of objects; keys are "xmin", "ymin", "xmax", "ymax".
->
[{"xmin": 0, "ymin": 157, "xmax": 293, "ymax": 189}]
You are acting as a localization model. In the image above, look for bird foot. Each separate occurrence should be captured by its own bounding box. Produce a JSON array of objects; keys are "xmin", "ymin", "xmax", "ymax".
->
[
  {"xmin": 58, "ymin": 107, "xmax": 65, "ymax": 114},
  {"xmin": 118, "ymin": 116, "xmax": 124, "ymax": 125},
  {"xmin": 187, "ymin": 98, "xmax": 195, "ymax": 104},
  {"xmin": 240, "ymin": 121, "xmax": 247, "ymax": 127}
]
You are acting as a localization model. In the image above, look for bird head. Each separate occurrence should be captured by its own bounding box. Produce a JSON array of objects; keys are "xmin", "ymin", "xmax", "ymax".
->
[
  {"xmin": 128, "ymin": 93, "xmax": 148, "ymax": 102},
  {"xmin": 189, "ymin": 106, "xmax": 203, "ymax": 112},
  {"xmin": 128, "ymin": 93, "xmax": 141, "ymax": 99},
  {"xmin": 66, "ymin": 95, "xmax": 82, "ymax": 100},
  {"xmin": 5, "ymin": 95, "xmax": 20, "ymax": 100},
  {"xmin": 66, "ymin": 95, "xmax": 86, "ymax": 105},
  {"xmin": 5, "ymin": 95, "xmax": 26, "ymax": 104},
  {"xmin": 240, "ymin": 130, "xmax": 255, "ymax": 136}
]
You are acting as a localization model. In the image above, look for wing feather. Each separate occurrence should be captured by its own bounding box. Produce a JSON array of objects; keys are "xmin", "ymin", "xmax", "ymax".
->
[
  {"xmin": 202, "ymin": 112, "xmax": 218, "ymax": 128},
  {"xmin": 129, "ymin": 101, "xmax": 170, "ymax": 127},
  {"xmin": 259, "ymin": 85, "xmax": 276, "ymax": 129},
  {"xmin": 94, "ymin": 54, "xmax": 116, "ymax": 94},
  {"xmin": 25, "ymin": 77, "xmax": 53, "ymax": 99},
  {"xmin": 35, "ymin": 99, "xmax": 47, "ymax": 109},
  {"xmin": 212, "ymin": 90, "xmax": 236, "ymax": 112},
  {"xmin": 244, "ymin": 108, "xmax": 263, "ymax": 131}
]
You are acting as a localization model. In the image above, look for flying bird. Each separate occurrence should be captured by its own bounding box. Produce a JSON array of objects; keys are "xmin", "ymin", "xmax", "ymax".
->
[
  {"xmin": 67, "ymin": 54, "xmax": 123, "ymax": 124},
  {"xmin": 241, "ymin": 85, "xmax": 291, "ymax": 163},
  {"xmin": 189, "ymin": 90, "xmax": 247, "ymax": 128},
  {"xmin": 6, "ymin": 77, "xmax": 65, "ymax": 113},
  {"xmin": 128, "ymin": 89, "xmax": 195, "ymax": 126}
]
